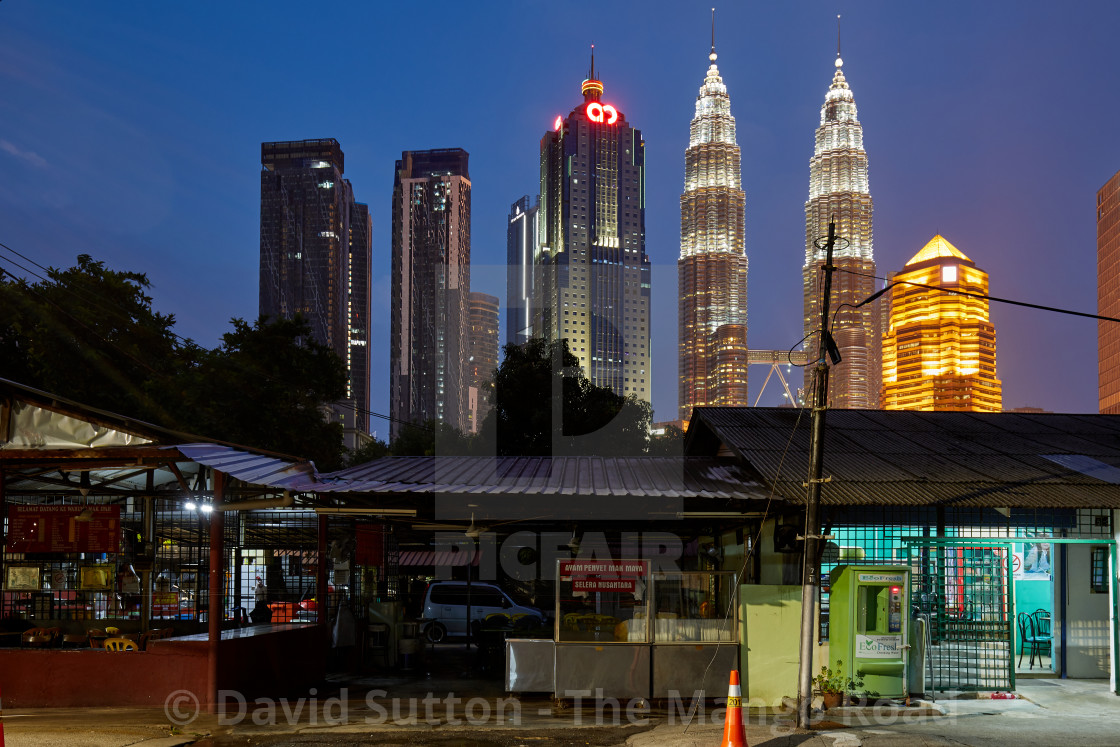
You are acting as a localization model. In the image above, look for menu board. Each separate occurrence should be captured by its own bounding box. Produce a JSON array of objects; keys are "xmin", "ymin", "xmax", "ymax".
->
[{"xmin": 6, "ymin": 505, "xmax": 121, "ymax": 553}]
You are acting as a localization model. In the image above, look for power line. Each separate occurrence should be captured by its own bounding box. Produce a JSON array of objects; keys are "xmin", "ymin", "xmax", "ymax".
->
[
  {"xmin": 1, "ymin": 241, "xmax": 415, "ymax": 432},
  {"xmin": 836, "ymin": 267, "xmax": 1120, "ymax": 324}
]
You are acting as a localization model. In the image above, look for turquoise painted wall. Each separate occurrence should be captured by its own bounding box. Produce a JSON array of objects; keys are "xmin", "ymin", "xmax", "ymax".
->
[{"xmin": 1014, "ymin": 578, "xmax": 1052, "ymax": 656}]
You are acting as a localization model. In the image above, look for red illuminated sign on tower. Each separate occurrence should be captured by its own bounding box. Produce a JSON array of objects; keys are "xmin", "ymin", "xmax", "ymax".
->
[
  {"xmin": 585, "ymin": 102, "xmax": 619, "ymax": 125},
  {"xmin": 554, "ymin": 115, "xmax": 563, "ymax": 131}
]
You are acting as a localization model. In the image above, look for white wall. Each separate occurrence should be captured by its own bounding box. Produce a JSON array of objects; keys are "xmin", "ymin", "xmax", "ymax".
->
[{"xmin": 1062, "ymin": 543, "xmax": 1112, "ymax": 678}]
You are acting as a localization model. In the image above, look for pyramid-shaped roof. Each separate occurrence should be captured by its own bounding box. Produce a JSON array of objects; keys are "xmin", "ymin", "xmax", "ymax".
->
[{"xmin": 906, "ymin": 234, "xmax": 971, "ymax": 266}]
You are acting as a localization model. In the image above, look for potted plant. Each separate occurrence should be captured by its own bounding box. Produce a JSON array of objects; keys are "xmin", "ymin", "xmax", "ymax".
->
[{"xmin": 811, "ymin": 661, "xmax": 866, "ymax": 709}]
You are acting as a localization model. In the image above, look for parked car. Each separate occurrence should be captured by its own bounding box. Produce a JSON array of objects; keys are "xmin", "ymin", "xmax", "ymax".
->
[{"xmin": 420, "ymin": 581, "xmax": 545, "ymax": 643}]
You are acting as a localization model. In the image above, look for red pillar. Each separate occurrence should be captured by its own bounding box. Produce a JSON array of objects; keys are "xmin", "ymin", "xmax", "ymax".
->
[{"xmin": 207, "ymin": 471, "xmax": 225, "ymax": 713}]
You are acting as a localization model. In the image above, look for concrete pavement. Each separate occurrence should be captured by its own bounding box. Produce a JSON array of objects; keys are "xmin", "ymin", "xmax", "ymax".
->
[{"xmin": 2, "ymin": 655, "xmax": 1115, "ymax": 747}]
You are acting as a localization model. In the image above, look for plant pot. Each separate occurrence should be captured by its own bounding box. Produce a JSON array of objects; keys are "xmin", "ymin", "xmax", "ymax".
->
[{"xmin": 822, "ymin": 692, "xmax": 843, "ymax": 710}]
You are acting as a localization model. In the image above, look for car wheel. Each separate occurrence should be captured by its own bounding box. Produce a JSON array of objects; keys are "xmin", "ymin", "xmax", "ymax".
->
[{"xmin": 425, "ymin": 622, "xmax": 446, "ymax": 644}]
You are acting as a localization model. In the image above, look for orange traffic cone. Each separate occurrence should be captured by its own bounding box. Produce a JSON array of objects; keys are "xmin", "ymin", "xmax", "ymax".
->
[{"xmin": 720, "ymin": 669, "xmax": 748, "ymax": 746}]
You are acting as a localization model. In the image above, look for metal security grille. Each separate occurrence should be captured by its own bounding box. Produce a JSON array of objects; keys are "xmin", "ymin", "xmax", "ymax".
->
[
  {"xmin": 818, "ymin": 506, "xmax": 1112, "ymax": 639},
  {"xmin": 907, "ymin": 542, "xmax": 1013, "ymax": 692},
  {"xmin": 812, "ymin": 505, "xmax": 1112, "ymax": 691}
]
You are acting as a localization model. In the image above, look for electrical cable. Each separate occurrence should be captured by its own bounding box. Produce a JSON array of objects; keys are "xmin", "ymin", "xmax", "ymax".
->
[
  {"xmin": 685, "ymin": 401, "xmax": 809, "ymax": 732},
  {"xmin": 1, "ymin": 245, "xmax": 421, "ymax": 435},
  {"xmin": 836, "ymin": 266, "xmax": 1120, "ymax": 325}
]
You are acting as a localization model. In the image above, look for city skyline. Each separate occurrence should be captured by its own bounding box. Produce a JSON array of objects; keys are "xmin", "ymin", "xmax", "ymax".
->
[{"xmin": 1, "ymin": 2, "xmax": 1117, "ymax": 434}]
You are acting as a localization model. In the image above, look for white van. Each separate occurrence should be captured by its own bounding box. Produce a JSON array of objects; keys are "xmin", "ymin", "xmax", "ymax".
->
[{"xmin": 420, "ymin": 581, "xmax": 545, "ymax": 643}]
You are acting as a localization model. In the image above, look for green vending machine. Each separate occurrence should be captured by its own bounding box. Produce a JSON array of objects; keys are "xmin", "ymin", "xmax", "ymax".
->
[{"xmin": 829, "ymin": 565, "xmax": 910, "ymax": 698}]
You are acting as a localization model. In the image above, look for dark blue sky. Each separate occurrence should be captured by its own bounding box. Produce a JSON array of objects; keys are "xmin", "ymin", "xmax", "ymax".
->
[{"xmin": 2, "ymin": 1, "xmax": 1118, "ymax": 435}]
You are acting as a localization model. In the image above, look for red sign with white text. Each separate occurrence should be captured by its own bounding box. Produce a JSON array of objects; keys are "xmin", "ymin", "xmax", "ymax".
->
[
  {"xmin": 560, "ymin": 560, "xmax": 646, "ymax": 576},
  {"xmin": 572, "ymin": 578, "xmax": 636, "ymax": 593}
]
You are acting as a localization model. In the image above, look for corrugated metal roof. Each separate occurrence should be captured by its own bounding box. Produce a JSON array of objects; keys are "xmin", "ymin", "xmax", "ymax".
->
[
  {"xmin": 171, "ymin": 444, "xmax": 316, "ymax": 490},
  {"xmin": 690, "ymin": 408, "xmax": 1120, "ymax": 508},
  {"xmin": 319, "ymin": 456, "xmax": 767, "ymax": 500}
]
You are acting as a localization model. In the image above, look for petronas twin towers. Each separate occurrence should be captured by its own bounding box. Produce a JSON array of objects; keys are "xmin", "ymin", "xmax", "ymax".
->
[
  {"xmin": 679, "ymin": 27, "xmax": 878, "ymax": 418},
  {"xmin": 678, "ymin": 43, "xmax": 749, "ymax": 420}
]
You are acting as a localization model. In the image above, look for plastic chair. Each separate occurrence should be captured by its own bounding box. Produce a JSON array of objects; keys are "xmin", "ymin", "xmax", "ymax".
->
[
  {"xmin": 103, "ymin": 637, "xmax": 139, "ymax": 651},
  {"xmin": 62, "ymin": 633, "xmax": 88, "ymax": 649}
]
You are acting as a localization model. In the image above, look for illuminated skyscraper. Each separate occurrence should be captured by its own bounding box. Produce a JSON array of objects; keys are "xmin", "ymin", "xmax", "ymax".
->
[
  {"xmin": 803, "ymin": 53, "xmax": 879, "ymax": 408},
  {"xmin": 881, "ymin": 235, "xmax": 1001, "ymax": 412},
  {"xmin": 1098, "ymin": 169, "xmax": 1120, "ymax": 414},
  {"xmin": 467, "ymin": 291, "xmax": 499, "ymax": 434},
  {"xmin": 390, "ymin": 148, "xmax": 472, "ymax": 438},
  {"xmin": 259, "ymin": 138, "xmax": 371, "ymax": 448},
  {"xmin": 534, "ymin": 52, "xmax": 651, "ymax": 403},
  {"xmin": 678, "ymin": 30, "xmax": 748, "ymax": 422},
  {"xmin": 506, "ymin": 195, "xmax": 539, "ymax": 346}
]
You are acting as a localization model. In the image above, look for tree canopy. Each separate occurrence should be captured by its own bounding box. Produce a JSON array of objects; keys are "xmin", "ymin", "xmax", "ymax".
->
[
  {"xmin": 0, "ymin": 255, "xmax": 349, "ymax": 470},
  {"xmin": 480, "ymin": 337, "xmax": 651, "ymax": 456}
]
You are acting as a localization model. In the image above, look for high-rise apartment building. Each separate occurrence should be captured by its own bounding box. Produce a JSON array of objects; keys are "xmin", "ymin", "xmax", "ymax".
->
[
  {"xmin": 803, "ymin": 54, "xmax": 879, "ymax": 409},
  {"xmin": 467, "ymin": 291, "xmax": 500, "ymax": 433},
  {"xmin": 678, "ymin": 35, "xmax": 748, "ymax": 421},
  {"xmin": 506, "ymin": 195, "xmax": 539, "ymax": 346},
  {"xmin": 390, "ymin": 149, "xmax": 472, "ymax": 438},
  {"xmin": 259, "ymin": 138, "xmax": 371, "ymax": 448},
  {"xmin": 1098, "ymin": 169, "xmax": 1120, "ymax": 414},
  {"xmin": 534, "ymin": 55, "xmax": 652, "ymax": 403},
  {"xmin": 881, "ymin": 235, "xmax": 1001, "ymax": 412}
]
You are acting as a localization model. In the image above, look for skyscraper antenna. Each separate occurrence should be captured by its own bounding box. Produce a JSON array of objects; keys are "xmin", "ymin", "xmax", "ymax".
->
[
  {"xmin": 711, "ymin": 8, "xmax": 716, "ymax": 55},
  {"xmin": 589, "ymin": 43, "xmax": 596, "ymax": 80},
  {"xmin": 837, "ymin": 14, "xmax": 842, "ymax": 59}
]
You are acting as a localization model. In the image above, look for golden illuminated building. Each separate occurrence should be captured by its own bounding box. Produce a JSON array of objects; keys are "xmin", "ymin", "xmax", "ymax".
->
[
  {"xmin": 881, "ymin": 235, "xmax": 1001, "ymax": 412},
  {"xmin": 804, "ymin": 53, "xmax": 879, "ymax": 409},
  {"xmin": 1097, "ymin": 169, "xmax": 1120, "ymax": 414},
  {"xmin": 678, "ymin": 31, "xmax": 748, "ymax": 420}
]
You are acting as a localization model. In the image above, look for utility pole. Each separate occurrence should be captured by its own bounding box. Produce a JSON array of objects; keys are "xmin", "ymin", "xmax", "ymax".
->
[{"xmin": 797, "ymin": 219, "xmax": 837, "ymax": 729}]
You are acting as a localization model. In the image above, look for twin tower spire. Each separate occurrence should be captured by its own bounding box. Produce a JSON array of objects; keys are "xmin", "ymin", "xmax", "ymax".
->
[{"xmin": 678, "ymin": 12, "xmax": 876, "ymax": 419}]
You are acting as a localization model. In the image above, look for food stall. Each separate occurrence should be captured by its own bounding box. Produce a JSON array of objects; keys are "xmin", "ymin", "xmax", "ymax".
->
[{"xmin": 506, "ymin": 559, "xmax": 739, "ymax": 699}]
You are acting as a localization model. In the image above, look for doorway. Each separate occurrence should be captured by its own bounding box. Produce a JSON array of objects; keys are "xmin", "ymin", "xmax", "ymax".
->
[{"xmin": 1013, "ymin": 541, "xmax": 1054, "ymax": 675}]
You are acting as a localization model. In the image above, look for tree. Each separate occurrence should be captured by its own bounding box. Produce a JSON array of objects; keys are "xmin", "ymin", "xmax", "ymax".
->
[
  {"xmin": 1, "ymin": 256, "xmax": 351, "ymax": 469},
  {"xmin": 481, "ymin": 338, "xmax": 651, "ymax": 456},
  {"xmin": 175, "ymin": 316, "xmax": 348, "ymax": 470},
  {"xmin": 0, "ymin": 254, "xmax": 185, "ymax": 425},
  {"xmin": 345, "ymin": 436, "xmax": 391, "ymax": 466},
  {"xmin": 387, "ymin": 420, "xmax": 474, "ymax": 457},
  {"xmin": 647, "ymin": 424, "xmax": 685, "ymax": 456}
]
